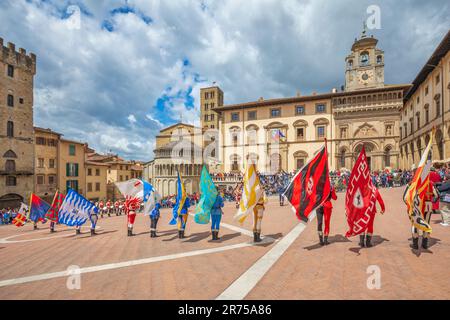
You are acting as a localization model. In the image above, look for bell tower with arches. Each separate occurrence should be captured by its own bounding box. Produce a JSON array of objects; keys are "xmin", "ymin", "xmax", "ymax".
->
[{"xmin": 345, "ymin": 23, "xmax": 385, "ymax": 91}]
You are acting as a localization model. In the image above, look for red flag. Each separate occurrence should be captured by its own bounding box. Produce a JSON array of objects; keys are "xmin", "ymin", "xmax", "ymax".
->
[
  {"xmin": 45, "ymin": 191, "xmax": 65, "ymax": 223},
  {"xmin": 345, "ymin": 147, "xmax": 377, "ymax": 237},
  {"xmin": 284, "ymin": 144, "xmax": 331, "ymax": 222},
  {"xmin": 12, "ymin": 213, "xmax": 27, "ymax": 227}
]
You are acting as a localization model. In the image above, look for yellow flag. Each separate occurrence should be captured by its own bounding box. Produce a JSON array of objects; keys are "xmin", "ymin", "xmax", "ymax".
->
[{"xmin": 234, "ymin": 164, "xmax": 263, "ymax": 224}]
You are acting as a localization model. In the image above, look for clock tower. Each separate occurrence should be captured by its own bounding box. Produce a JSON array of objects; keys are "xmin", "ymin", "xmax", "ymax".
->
[{"xmin": 344, "ymin": 25, "xmax": 385, "ymax": 91}]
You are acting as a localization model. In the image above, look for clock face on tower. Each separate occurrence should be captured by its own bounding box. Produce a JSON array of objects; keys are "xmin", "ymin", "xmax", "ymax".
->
[{"xmin": 358, "ymin": 70, "xmax": 374, "ymax": 85}]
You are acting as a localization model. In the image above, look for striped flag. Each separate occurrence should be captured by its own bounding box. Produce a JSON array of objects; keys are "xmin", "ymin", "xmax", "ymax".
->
[
  {"xmin": 403, "ymin": 129, "xmax": 434, "ymax": 233},
  {"xmin": 234, "ymin": 164, "xmax": 263, "ymax": 224},
  {"xmin": 284, "ymin": 144, "xmax": 331, "ymax": 222},
  {"xmin": 45, "ymin": 191, "xmax": 65, "ymax": 223}
]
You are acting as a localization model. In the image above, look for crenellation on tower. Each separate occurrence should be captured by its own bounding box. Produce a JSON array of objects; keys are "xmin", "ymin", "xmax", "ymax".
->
[{"xmin": 0, "ymin": 38, "xmax": 36, "ymax": 75}]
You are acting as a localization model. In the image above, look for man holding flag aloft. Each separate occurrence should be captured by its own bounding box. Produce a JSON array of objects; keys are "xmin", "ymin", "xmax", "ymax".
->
[
  {"xmin": 170, "ymin": 172, "xmax": 191, "ymax": 239},
  {"xmin": 234, "ymin": 164, "xmax": 267, "ymax": 243},
  {"xmin": 345, "ymin": 146, "xmax": 385, "ymax": 248},
  {"xmin": 284, "ymin": 142, "xmax": 333, "ymax": 245},
  {"xmin": 404, "ymin": 129, "xmax": 436, "ymax": 250},
  {"xmin": 115, "ymin": 178, "xmax": 161, "ymax": 237},
  {"xmin": 194, "ymin": 165, "xmax": 223, "ymax": 241}
]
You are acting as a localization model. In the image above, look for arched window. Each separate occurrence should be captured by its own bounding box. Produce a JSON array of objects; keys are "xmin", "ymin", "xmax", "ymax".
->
[
  {"xmin": 3, "ymin": 150, "xmax": 17, "ymax": 158},
  {"xmin": 377, "ymin": 55, "xmax": 383, "ymax": 64},
  {"xmin": 360, "ymin": 51, "xmax": 369, "ymax": 66},
  {"xmin": 230, "ymin": 154, "xmax": 241, "ymax": 172},
  {"xmin": 339, "ymin": 149, "xmax": 346, "ymax": 169}
]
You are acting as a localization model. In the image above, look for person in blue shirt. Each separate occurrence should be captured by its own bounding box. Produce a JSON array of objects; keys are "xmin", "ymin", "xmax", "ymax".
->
[
  {"xmin": 150, "ymin": 201, "xmax": 162, "ymax": 238},
  {"xmin": 277, "ymin": 185, "xmax": 285, "ymax": 206},
  {"xmin": 211, "ymin": 192, "xmax": 225, "ymax": 241},
  {"xmin": 177, "ymin": 197, "xmax": 191, "ymax": 239}
]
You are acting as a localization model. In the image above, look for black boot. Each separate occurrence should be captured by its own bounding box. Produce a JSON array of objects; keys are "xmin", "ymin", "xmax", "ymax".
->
[
  {"xmin": 150, "ymin": 230, "xmax": 154, "ymax": 238},
  {"xmin": 127, "ymin": 228, "xmax": 132, "ymax": 237},
  {"xmin": 319, "ymin": 234, "xmax": 324, "ymax": 246},
  {"xmin": 412, "ymin": 237, "xmax": 419, "ymax": 250},
  {"xmin": 76, "ymin": 228, "xmax": 81, "ymax": 235},
  {"xmin": 255, "ymin": 232, "xmax": 262, "ymax": 243},
  {"xmin": 324, "ymin": 235, "xmax": 329, "ymax": 245},
  {"xmin": 50, "ymin": 227, "xmax": 55, "ymax": 233},
  {"xmin": 91, "ymin": 229, "xmax": 95, "ymax": 236},
  {"xmin": 178, "ymin": 230, "xmax": 183, "ymax": 239},
  {"xmin": 422, "ymin": 237, "xmax": 429, "ymax": 249},
  {"xmin": 366, "ymin": 235, "xmax": 373, "ymax": 248},
  {"xmin": 359, "ymin": 235, "xmax": 365, "ymax": 247},
  {"xmin": 253, "ymin": 232, "xmax": 258, "ymax": 243},
  {"xmin": 33, "ymin": 225, "xmax": 37, "ymax": 230},
  {"xmin": 216, "ymin": 231, "xmax": 220, "ymax": 240},
  {"xmin": 211, "ymin": 231, "xmax": 216, "ymax": 241}
]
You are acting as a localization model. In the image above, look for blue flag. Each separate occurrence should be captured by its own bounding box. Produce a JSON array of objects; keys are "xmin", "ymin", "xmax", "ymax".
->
[
  {"xmin": 194, "ymin": 165, "xmax": 218, "ymax": 224},
  {"xmin": 58, "ymin": 189, "xmax": 98, "ymax": 227}
]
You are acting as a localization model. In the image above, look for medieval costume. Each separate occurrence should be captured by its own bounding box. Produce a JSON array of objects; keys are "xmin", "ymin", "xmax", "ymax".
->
[
  {"xmin": 150, "ymin": 202, "xmax": 161, "ymax": 238},
  {"xmin": 114, "ymin": 200, "xmax": 120, "ymax": 216},
  {"xmin": 106, "ymin": 200, "xmax": 112, "ymax": 217},
  {"xmin": 125, "ymin": 197, "xmax": 141, "ymax": 236},
  {"xmin": 211, "ymin": 194, "xmax": 224, "ymax": 240},
  {"xmin": 252, "ymin": 193, "xmax": 267, "ymax": 243},
  {"xmin": 177, "ymin": 198, "xmax": 191, "ymax": 239},
  {"xmin": 99, "ymin": 200, "xmax": 104, "ymax": 218},
  {"xmin": 359, "ymin": 188, "xmax": 385, "ymax": 248},
  {"xmin": 316, "ymin": 187, "xmax": 337, "ymax": 246}
]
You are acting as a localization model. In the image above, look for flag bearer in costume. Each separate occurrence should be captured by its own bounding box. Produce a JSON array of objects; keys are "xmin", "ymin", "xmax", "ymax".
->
[
  {"xmin": 150, "ymin": 200, "xmax": 161, "ymax": 238},
  {"xmin": 106, "ymin": 199, "xmax": 112, "ymax": 217},
  {"xmin": 284, "ymin": 144, "xmax": 332, "ymax": 244},
  {"xmin": 125, "ymin": 196, "xmax": 141, "ymax": 236},
  {"xmin": 316, "ymin": 186, "xmax": 337, "ymax": 246},
  {"xmin": 403, "ymin": 129, "xmax": 435, "ymax": 250},
  {"xmin": 234, "ymin": 164, "xmax": 266, "ymax": 243},
  {"xmin": 170, "ymin": 172, "xmax": 191, "ymax": 239},
  {"xmin": 359, "ymin": 187, "xmax": 385, "ymax": 248},
  {"xmin": 252, "ymin": 192, "xmax": 267, "ymax": 243},
  {"xmin": 211, "ymin": 192, "xmax": 224, "ymax": 240},
  {"xmin": 194, "ymin": 165, "xmax": 220, "ymax": 240},
  {"xmin": 45, "ymin": 191, "xmax": 64, "ymax": 233},
  {"xmin": 114, "ymin": 200, "xmax": 120, "ymax": 216}
]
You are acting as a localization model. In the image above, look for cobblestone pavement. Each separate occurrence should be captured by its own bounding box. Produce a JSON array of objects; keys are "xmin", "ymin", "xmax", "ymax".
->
[{"xmin": 0, "ymin": 187, "xmax": 448, "ymax": 300}]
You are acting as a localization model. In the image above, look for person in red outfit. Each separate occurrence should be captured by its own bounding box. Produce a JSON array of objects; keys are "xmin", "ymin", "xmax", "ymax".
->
[
  {"xmin": 429, "ymin": 167, "xmax": 442, "ymax": 214},
  {"xmin": 317, "ymin": 186, "xmax": 337, "ymax": 246},
  {"xmin": 360, "ymin": 187, "xmax": 385, "ymax": 248}
]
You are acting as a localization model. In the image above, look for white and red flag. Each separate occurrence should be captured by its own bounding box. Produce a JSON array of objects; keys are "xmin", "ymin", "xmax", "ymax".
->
[{"xmin": 345, "ymin": 147, "xmax": 377, "ymax": 237}]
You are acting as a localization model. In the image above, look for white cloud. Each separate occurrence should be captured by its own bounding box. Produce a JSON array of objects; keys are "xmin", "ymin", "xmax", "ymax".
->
[{"xmin": 0, "ymin": 0, "xmax": 448, "ymax": 161}]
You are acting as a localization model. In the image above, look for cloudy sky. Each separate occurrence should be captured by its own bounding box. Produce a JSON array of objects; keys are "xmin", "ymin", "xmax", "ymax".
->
[{"xmin": 1, "ymin": 0, "xmax": 449, "ymax": 161}]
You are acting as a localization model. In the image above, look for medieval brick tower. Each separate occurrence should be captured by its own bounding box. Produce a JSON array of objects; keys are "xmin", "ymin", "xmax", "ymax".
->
[{"xmin": 0, "ymin": 38, "xmax": 36, "ymax": 208}]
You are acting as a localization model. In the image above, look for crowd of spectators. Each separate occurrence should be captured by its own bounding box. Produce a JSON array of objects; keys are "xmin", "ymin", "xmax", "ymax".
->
[{"xmin": 0, "ymin": 208, "xmax": 18, "ymax": 225}]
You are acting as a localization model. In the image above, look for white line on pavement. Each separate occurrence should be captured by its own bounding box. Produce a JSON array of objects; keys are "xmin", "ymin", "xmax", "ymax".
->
[
  {"xmin": 216, "ymin": 221, "xmax": 307, "ymax": 300},
  {"xmin": 0, "ymin": 239, "xmax": 275, "ymax": 288}
]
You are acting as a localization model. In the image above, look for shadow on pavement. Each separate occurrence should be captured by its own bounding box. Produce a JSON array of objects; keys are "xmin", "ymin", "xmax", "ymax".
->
[
  {"xmin": 304, "ymin": 234, "xmax": 351, "ymax": 251},
  {"xmin": 182, "ymin": 231, "xmax": 211, "ymax": 243},
  {"xmin": 208, "ymin": 232, "xmax": 241, "ymax": 243},
  {"xmin": 408, "ymin": 237, "xmax": 441, "ymax": 256},
  {"xmin": 75, "ymin": 230, "xmax": 118, "ymax": 239}
]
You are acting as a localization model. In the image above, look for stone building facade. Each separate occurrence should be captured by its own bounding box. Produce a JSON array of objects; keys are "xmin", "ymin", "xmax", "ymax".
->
[
  {"xmin": 0, "ymin": 38, "xmax": 36, "ymax": 208},
  {"xmin": 200, "ymin": 86, "xmax": 224, "ymax": 130},
  {"xmin": 58, "ymin": 138, "xmax": 87, "ymax": 196},
  {"xmin": 144, "ymin": 123, "xmax": 204, "ymax": 197},
  {"xmin": 34, "ymin": 127, "xmax": 61, "ymax": 203},
  {"xmin": 213, "ymin": 30, "xmax": 410, "ymax": 172},
  {"xmin": 399, "ymin": 30, "xmax": 450, "ymax": 169},
  {"xmin": 85, "ymin": 161, "xmax": 108, "ymax": 202}
]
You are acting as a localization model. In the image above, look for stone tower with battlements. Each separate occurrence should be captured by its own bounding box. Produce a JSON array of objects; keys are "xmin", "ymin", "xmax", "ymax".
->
[{"xmin": 0, "ymin": 37, "xmax": 37, "ymax": 208}]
